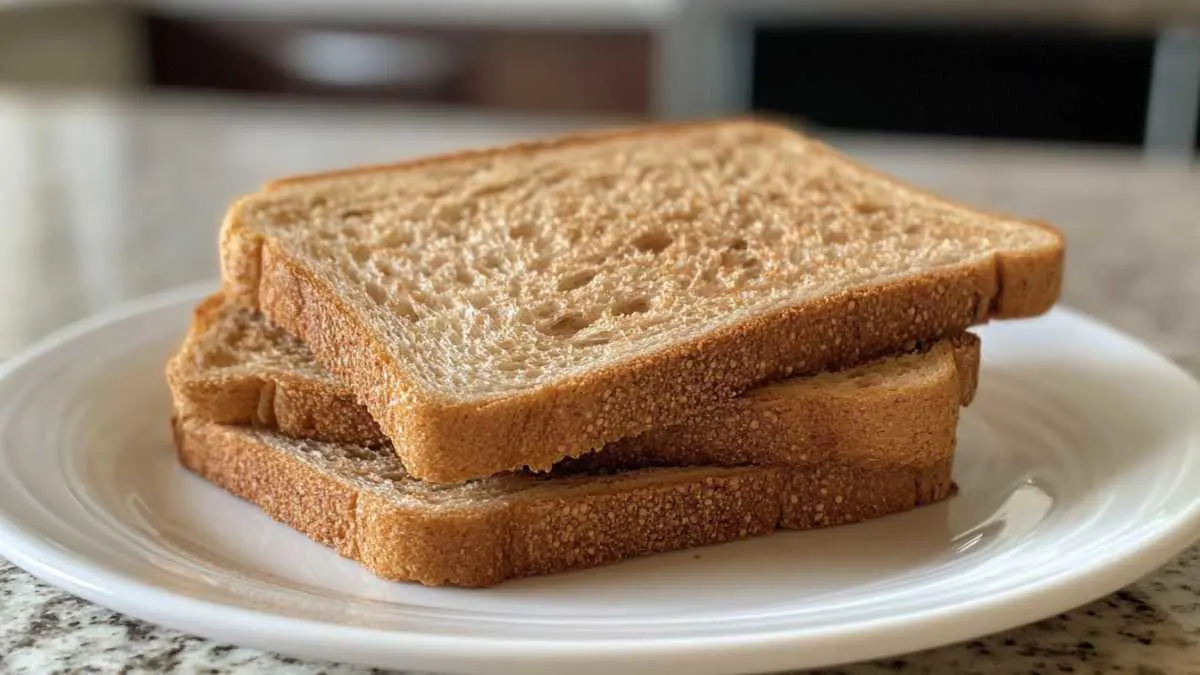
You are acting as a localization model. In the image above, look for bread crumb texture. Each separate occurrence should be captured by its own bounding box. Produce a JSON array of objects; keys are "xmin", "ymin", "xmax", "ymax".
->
[
  {"xmin": 233, "ymin": 121, "xmax": 1053, "ymax": 401},
  {"xmin": 167, "ymin": 295, "xmax": 385, "ymax": 444}
]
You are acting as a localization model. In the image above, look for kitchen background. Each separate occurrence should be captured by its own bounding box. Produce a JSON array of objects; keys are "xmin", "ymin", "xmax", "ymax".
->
[{"xmin": 4, "ymin": 0, "xmax": 1198, "ymax": 155}]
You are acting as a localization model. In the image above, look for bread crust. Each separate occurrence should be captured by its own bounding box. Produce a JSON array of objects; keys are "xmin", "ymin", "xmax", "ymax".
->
[
  {"xmin": 235, "ymin": 243, "xmax": 993, "ymax": 483},
  {"xmin": 220, "ymin": 119, "xmax": 1060, "ymax": 483},
  {"xmin": 174, "ymin": 417, "xmax": 955, "ymax": 587},
  {"xmin": 169, "ymin": 295, "xmax": 979, "ymax": 470}
]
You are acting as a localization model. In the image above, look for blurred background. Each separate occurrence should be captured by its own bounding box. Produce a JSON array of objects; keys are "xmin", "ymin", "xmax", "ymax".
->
[
  {"xmin": 0, "ymin": 0, "xmax": 1197, "ymax": 360},
  {"xmin": 6, "ymin": 0, "xmax": 1199, "ymax": 150}
]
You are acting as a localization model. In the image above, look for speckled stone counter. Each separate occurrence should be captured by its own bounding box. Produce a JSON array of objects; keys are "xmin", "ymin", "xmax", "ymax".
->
[{"xmin": 0, "ymin": 92, "xmax": 1197, "ymax": 674}]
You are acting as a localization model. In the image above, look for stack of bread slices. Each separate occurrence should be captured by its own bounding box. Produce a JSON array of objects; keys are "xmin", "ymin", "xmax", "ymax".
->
[{"xmin": 166, "ymin": 119, "xmax": 1064, "ymax": 587}]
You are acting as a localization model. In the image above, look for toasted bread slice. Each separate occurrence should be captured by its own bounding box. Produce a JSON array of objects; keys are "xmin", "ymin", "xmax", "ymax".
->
[
  {"xmin": 174, "ymin": 416, "xmax": 956, "ymax": 587},
  {"xmin": 221, "ymin": 119, "xmax": 1059, "ymax": 482},
  {"xmin": 167, "ymin": 294, "xmax": 979, "ymax": 468}
]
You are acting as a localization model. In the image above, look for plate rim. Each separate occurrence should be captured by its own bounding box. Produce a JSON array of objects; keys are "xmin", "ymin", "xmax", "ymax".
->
[{"xmin": 1, "ymin": 283, "xmax": 1199, "ymax": 674}]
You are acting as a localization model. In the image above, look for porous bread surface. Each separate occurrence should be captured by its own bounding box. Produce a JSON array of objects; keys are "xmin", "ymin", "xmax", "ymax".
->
[
  {"xmin": 167, "ymin": 294, "xmax": 383, "ymax": 444},
  {"xmin": 174, "ymin": 416, "xmax": 955, "ymax": 587},
  {"xmin": 169, "ymin": 294, "xmax": 978, "ymax": 469},
  {"xmin": 228, "ymin": 120, "xmax": 1051, "ymax": 398},
  {"xmin": 183, "ymin": 294, "xmax": 328, "ymax": 380},
  {"xmin": 221, "ymin": 118, "xmax": 1062, "ymax": 482}
]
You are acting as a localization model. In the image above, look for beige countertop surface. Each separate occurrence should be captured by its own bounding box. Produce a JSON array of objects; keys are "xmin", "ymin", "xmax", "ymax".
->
[{"xmin": 0, "ymin": 90, "xmax": 1197, "ymax": 674}]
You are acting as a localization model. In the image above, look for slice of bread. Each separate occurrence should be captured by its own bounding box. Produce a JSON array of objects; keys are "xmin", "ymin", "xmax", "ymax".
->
[
  {"xmin": 168, "ymin": 294, "xmax": 384, "ymax": 445},
  {"xmin": 173, "ymin": 416, "xmax": 956, "ymax": 587},
  {"xmin": 167, "ymin": 294, "xmax": 979, "ymax": 468},
  {"xmin": 220, "ymin": 118, "xmax": 1060, "ymax": 482}
]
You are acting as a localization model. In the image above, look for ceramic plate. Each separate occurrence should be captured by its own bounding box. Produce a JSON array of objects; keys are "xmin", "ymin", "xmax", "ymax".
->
[{"xmin": 1, "ymin": 284, "xmax": 1199, "ymax": 675}]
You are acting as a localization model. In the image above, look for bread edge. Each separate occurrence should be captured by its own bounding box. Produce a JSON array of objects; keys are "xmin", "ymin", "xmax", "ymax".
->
[
  {"xmin": 173, "ymin": 416, "xmax": 955, "ymax": 587},
  {"xmin": 170, "ymin": 292, "xmax": 980, "ymax": 470}
]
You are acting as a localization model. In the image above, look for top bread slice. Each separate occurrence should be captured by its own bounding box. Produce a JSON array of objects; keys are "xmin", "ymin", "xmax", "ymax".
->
[
  {"xmin": 167, "ymin": 293, "xmax": 979, "ymax": 468},
  {"xmin": 221, "ymin": 118, "xmax": 1062, "ymax": 483}
]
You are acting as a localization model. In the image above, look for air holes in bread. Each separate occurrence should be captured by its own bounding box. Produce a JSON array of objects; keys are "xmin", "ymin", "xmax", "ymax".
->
[
  {"xmin": 467, "ymin": 291, "xmax": 490, "ymax": 310},
  {"xmin": 376, "ymin": 259, "xmax": 400, "ymax": 277},
  {"xmin": 612, "ymin": 297, "xmax": 651, "ymax": 316},
  {"xmin": 363, "ymin": 282, "xmax": 389, "ymax": 307},
  {"xmin": 573, "ymin": 331, "xmax": 615, "ymax": 348},
  {"xmin": 393, "ymin": 299, "xmax": 419, "ymax": 322},
  {"xmin": 720, "ymin": 249, "xmax": 745, "ymax": 268},
  {"xmin": 379, "ymin": 230, "xmax": 413, "ymax": 248},
  {"xmin": 364, "ymin": 284, "xmax": 419, "ymax": 322},
  {"xmin": 726, "ymin": 237, "xmax": 748, "ymax": 251},
  {"xmin": 632, "ymin": 230, "xmax": 673, "ymax": 254},
  {"xmin": 540, "ymin": 313, "xmax": 592, "ymax": 337},
  {"xmin": 557, "ymin": 269, "xmax": 597, "ymax": 292},
  {"xmin": 350, "ymin": 246, "xmax": 371, "ymax": 264},
  {"xmin": 824, "ymin": 229, "xmax": 849, "ymax": 245},
  {"xmin": 341, "ymin": 209, "xmax": 373, "ymax": 222},
  {"xmin": 509, "ymin": 223, "xmax": 535, "ymax": 240}
]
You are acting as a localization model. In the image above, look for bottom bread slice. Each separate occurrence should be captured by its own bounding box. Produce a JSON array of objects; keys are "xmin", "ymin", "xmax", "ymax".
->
[{"xmin": 174, "ymin": 417, "xmax": 955, "ymax": 587}]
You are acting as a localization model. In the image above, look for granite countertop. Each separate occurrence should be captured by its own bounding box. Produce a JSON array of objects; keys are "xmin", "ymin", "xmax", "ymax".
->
[{"xmin": 0, "ymin": 91, "xmax": 1198, "ymax": 674}]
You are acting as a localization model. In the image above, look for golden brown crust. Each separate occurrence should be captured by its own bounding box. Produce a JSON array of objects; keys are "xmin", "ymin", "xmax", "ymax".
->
[
  {"xmin": 562, "ymin": 339, "xmax": 973, "ymax": 472},
  {"xmin": 172, "ymin": 417, "xmax": 360, "ymax": 554},
  {"xmin": 173, "ymin": 295, "xmax": 979, "ymax": 470},
  {"xmin": 989, "ymin": 220, "xmax": 1066, "ymax": 318},
  {"xmin": 950, "ymin": 332, "xmax": 982, "ymax": 406},
  {"xmin": 220, "ymin": 119, "xmax": 1060, "ymax": 484},
  {"xmin": 173, "ymin": 417, "xmax": 956, "ymax": 587}
]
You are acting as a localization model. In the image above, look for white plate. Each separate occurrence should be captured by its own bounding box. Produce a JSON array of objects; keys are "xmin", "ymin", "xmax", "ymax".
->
[{"xmin": 1, "ymin": 284, "xmax": 1199, "ymax": 675}]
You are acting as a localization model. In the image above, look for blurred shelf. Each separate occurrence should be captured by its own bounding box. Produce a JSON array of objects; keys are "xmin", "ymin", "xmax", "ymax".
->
[
  {"xmin": 136, "ymin": 0, "xmax": 679, "ymax": 27},
  {"xmin": 2, "ymin": 0, "xmax": 1196, "ymax": 154}
]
